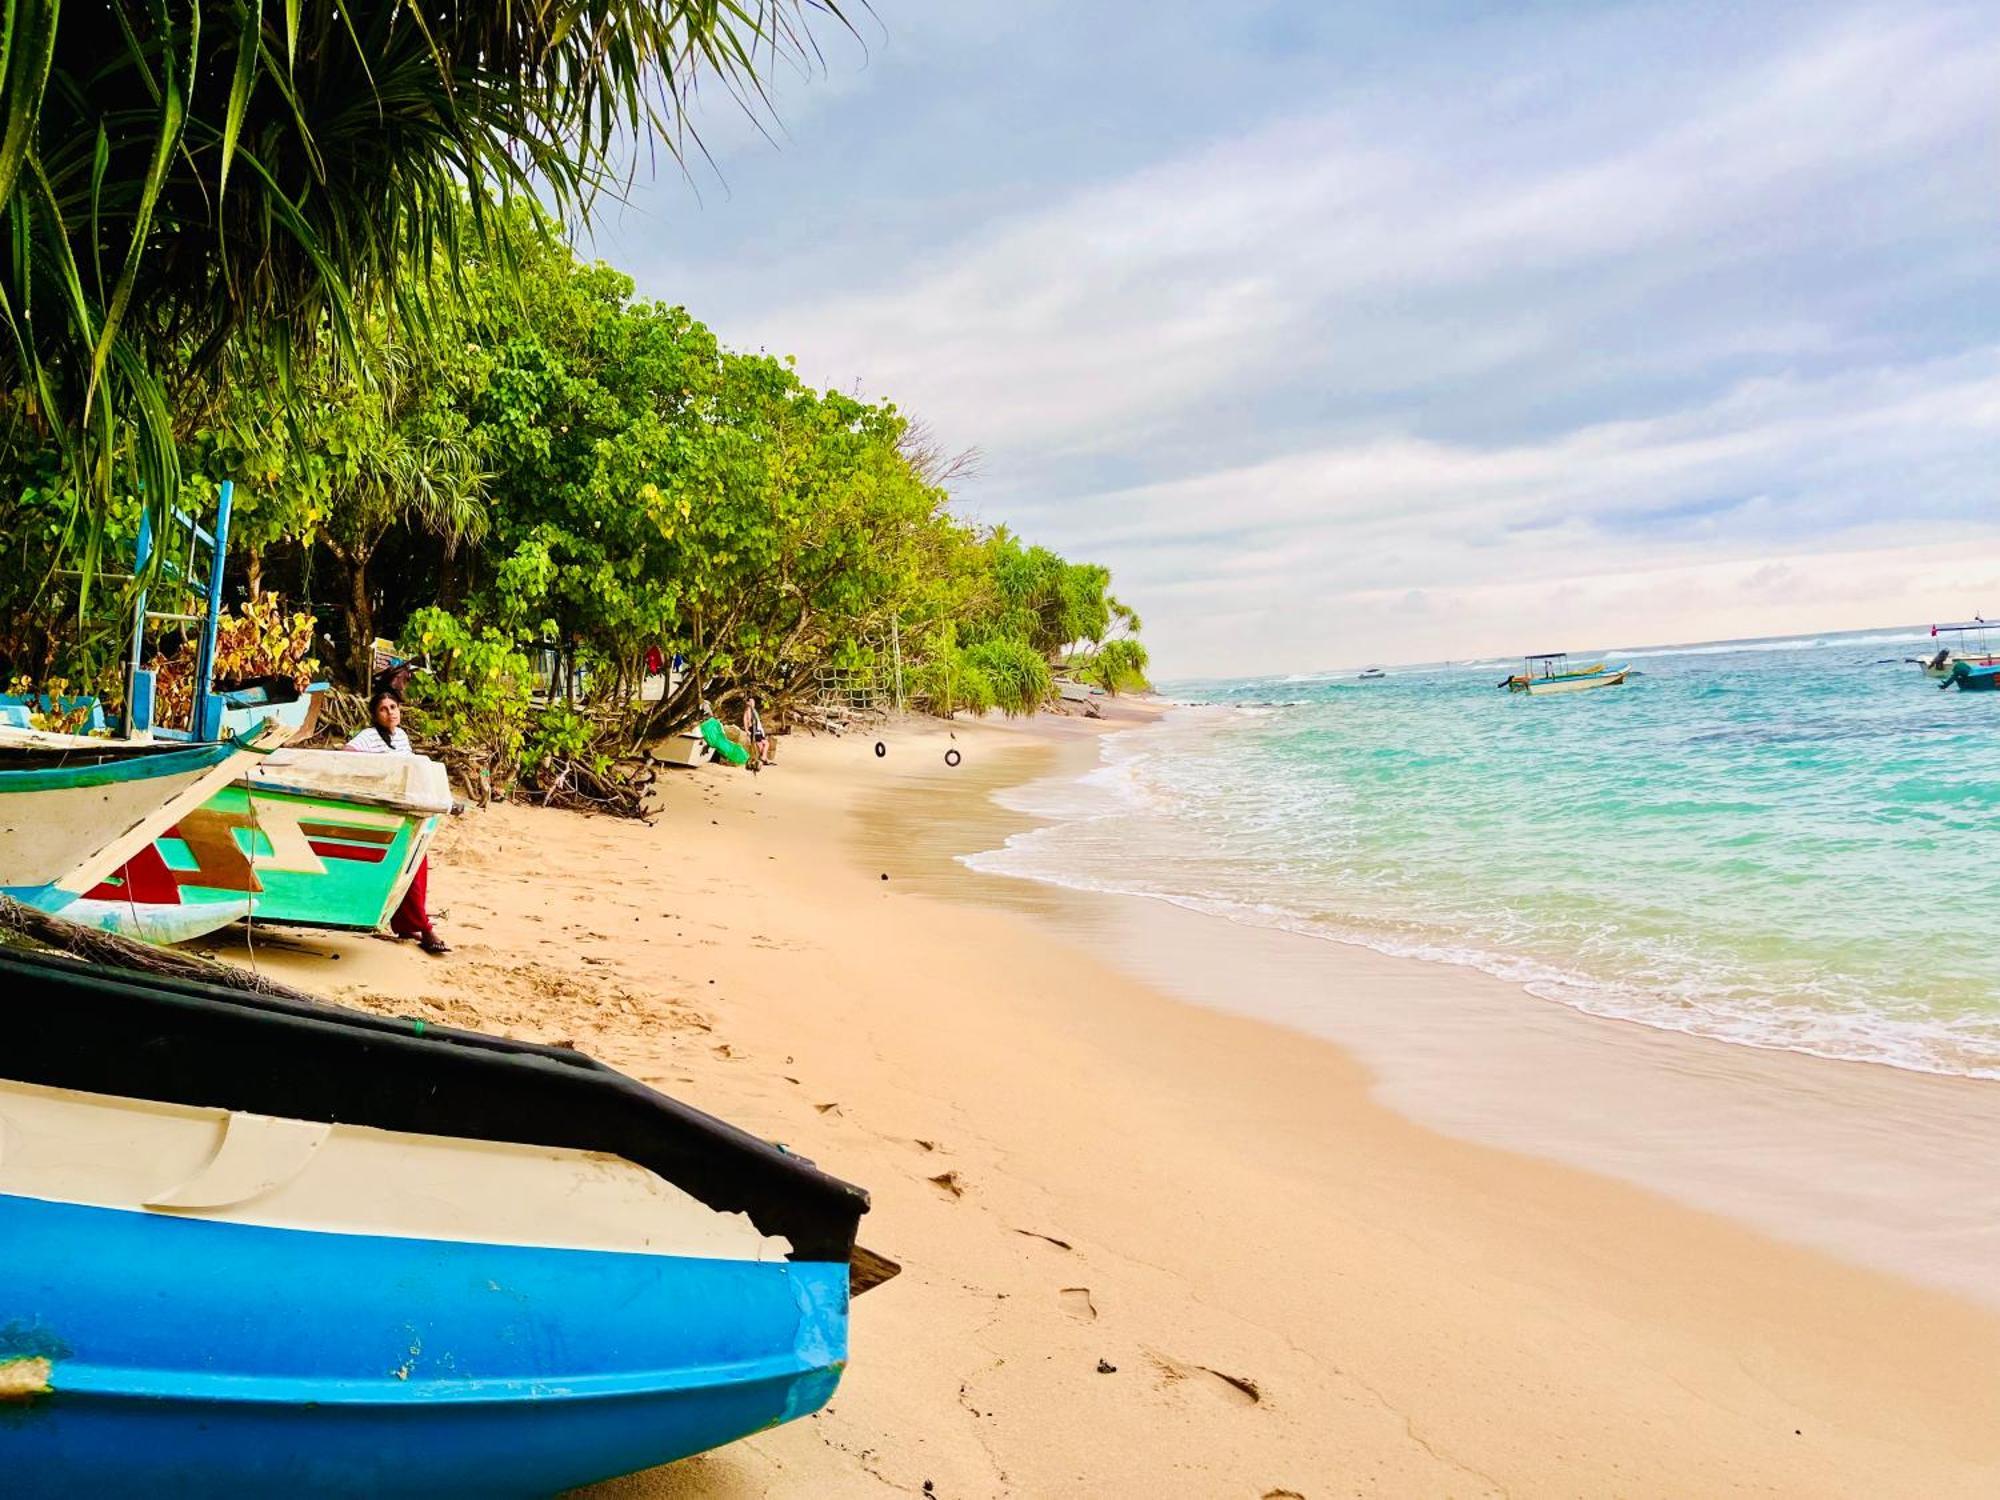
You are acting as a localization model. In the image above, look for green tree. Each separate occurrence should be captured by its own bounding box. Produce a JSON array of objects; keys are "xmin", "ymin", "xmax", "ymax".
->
[{"xmin": 0, "ymin": 0, "xmax": 847, "ymax": 576}]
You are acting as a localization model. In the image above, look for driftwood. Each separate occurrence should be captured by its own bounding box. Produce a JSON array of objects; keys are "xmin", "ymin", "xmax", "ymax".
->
[
  {"xmin": 530, "ymin": 754, "xmax": 657, "ymax": 821},
  {"xmin": 0, "ymin": 896, "xmax": 328, "ymax": 1006}
]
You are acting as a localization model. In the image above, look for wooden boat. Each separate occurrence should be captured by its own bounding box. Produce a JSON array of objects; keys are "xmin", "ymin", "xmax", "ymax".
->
[
  {"xmin": 0, "ymin": 730, "xmax": 277, "ymax": 934},
  {"xmin": 0, "ymin": 947, "xmax": 879, "ymax": 1496},
  {"xmin": 1944, "ymin": 660, "xmax": 2000, "ymax": 692},
  {"xmin": 84, "ymin": 747, "xmax": 453, "ymax": 938},
  {"xmin": 1915, "ymin": 620, "xmax": 2000, "ymax": 679},
  {"xmin": 1500, "ymin": 653, "xmax": 1627, "ymax": 696}
]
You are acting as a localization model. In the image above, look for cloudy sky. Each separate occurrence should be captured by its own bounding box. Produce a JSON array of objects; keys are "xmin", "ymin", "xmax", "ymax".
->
[{"xmin": 587, "ymin": 1, "xmax": 2000, "ymax": 677}]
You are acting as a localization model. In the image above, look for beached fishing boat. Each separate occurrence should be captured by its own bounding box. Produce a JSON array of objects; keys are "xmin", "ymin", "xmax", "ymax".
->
[
  {"xmin": 1913, "ymin": 620, "xmax": 2000, "ymax": 679},
  {"xmin": 83, "ymin": 747, "xmax": 453, "ymax": 938},
  {"xmin": 1500, "ymin": 653, "xmax": 1628, "ymax": 696},
  {"xmin": 0, "ymin": 946, "xmax": 877, "ymax": 1496},
  {"xmin": 0, "ymin": 731, "xmax": 277, "ymax": 937}
]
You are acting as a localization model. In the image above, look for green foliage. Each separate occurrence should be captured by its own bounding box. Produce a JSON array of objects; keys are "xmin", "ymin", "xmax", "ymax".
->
[
  {"xmin": 0, "ymin": 201, "xmax": 1146, "ymax": 739},
  {"xmin": 402, "ymin": 606, "xmax": 533, "ymax": 781},
  {"xmin": 1075, "ymin": 639, "xmax": 1152, "ymax": 696},
  {"xmin": 962, "ymin": 637, "xmax": 1054, "ymax": 716},
  {"xmin": 522, "ymin": 701, "xmax": 607, "ymax": 777},
  {"xmin": 0, "ymin": 0, "xmax": 850, "ymax": 591}
]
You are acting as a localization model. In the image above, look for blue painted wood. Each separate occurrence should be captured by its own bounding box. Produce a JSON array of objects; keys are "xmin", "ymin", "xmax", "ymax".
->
[
  {"xmin": 191, "ymin": 480, "xmax": 234, "ymax": 742},
  {"xmin": 0, "ymin": 1193, "xmax": 849, "ymax": 1497},
  {"xmin": 0, "ymin": 737, "xmax": 235, "ymax": 793}
]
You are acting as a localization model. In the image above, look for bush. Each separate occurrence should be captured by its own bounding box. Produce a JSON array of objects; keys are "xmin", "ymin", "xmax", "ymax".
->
[
  {"xmin": 910, "ymin": 642, "xmax": 997, "ymax": 717},
  {"xmin": 403, "ymin": 606, "xmax": 535, "ymax": 790},
  {"xmin": 1077, "ymin": 638, "xmax": 1151, "ymax": 695},
  {"xmin": 963, "ymin": 636, "xmax": 1053, "ymax": 716},
  {"xmin": 150, "ymin": 591, "xmax": 321, "ymax": 730}
]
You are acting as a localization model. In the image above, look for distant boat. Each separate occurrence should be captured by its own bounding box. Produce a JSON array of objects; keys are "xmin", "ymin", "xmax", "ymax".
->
[
  {"xmin": 0, "ymin": 945, "xmax": 880, "ymax": 1492},
  {"xmin": 1357, "ymin": 667, "xmax": 1386, "ymax": 680},
  {"xmin": 1500, "ymin": 652, "xmax": 1629, "ymax": 696},
  {"xmin": 1914, "ymin": 620, "xmax": 2000, "ymax": 679}
]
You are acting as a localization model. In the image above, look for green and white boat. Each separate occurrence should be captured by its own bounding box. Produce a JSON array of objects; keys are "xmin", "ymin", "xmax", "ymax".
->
[{"xmin": 85, "ymin": 748, "xmax": 453, "ymax": 936}]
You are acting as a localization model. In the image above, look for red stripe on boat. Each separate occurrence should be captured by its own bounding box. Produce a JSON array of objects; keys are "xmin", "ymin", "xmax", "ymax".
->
[{"xmin": 308, "ymin": 840, "xmax": 389, "ymax": 864}]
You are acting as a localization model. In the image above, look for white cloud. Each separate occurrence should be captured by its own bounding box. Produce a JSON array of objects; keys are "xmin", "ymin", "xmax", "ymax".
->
[{"xmin": 615, "ymin": 3, "xmax": 2000, "ymax": 676}]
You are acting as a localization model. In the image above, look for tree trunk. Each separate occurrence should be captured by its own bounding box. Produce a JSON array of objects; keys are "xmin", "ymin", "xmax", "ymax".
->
[
  {"xmin": 244, "ymin": 546, "xmax": 264, "ymax": 599},
  {"xmin": 336, "ymin": 547, "xmax": 375, "ymax": 689}
]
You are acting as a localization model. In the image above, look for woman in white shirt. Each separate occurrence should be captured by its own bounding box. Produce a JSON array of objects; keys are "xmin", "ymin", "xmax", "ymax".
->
[
  {"xmin": 346, "ymin": 690, "xmax": 413, "ymax": 754},
  {"xmin": 346, "ymin": 692, "xmax": 447, "ymax": 954}
]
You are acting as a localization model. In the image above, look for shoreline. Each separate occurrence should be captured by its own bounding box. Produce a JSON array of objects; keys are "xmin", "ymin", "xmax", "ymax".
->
[
  {"xmin": 909, "ymin": 707, "xmax": 2000, "ymax": 1311},
  {"xmin": 228, "ymin": 710, "xmax": 2000, "ymax": 1496}
]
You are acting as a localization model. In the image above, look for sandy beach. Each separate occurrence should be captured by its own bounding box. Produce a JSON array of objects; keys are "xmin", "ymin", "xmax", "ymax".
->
[{"xmin": 224, "ymin": 707, "xmax": 2000, "ymax": 1498}]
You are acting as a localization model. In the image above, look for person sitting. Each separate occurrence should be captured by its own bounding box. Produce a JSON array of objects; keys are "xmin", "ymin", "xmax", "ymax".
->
[
  {"xmin": 741, "ymin": 694, "xmax": 774, "ymax": 768},
  {"xmin": 346, "ymin": 691, "xmax": 449, "ymax": 955}
]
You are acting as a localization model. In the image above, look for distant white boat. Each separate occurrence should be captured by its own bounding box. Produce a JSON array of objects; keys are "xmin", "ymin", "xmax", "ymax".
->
[{"xmin": 1357, "ymin": 667, "xmax": 1386, "ymax": 680}]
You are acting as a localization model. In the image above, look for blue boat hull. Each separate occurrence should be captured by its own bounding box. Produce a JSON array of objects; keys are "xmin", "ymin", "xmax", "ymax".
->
[{"xmin": 1, "ymin": 1194, "xmax": 849, "ymax": 1497}]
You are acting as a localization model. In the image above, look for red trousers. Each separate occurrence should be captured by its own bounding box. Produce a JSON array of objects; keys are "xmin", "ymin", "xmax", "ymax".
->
[{"xmin": 390, "ymin": 857, "xmax": 434, "ymax": 940}]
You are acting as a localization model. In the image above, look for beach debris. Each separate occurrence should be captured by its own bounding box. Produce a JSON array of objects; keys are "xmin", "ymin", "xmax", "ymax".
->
[
  {"xmin": 1262, "ymin": 1490, "xmax": 1305, "ymax": 1499},
  {"xmin": 944, "ymin": 748, "xmax": 961, "ymax": 767},
  {"xmin": 0, "ymin": 896, "xmax": 326, "ymax": 1007},
  {"xmin": 880, "ymin": 872, "xmax": 890, "ymax": 881},
  {"xmin": 815, "ymin": 1101, "xmax": 841, "ymax": 1115},
  {"xmin": 927, "ymin": 1170, "xmax": 965, "ymax": 1198},
  {"xmin": 1013, "ymin": 1228, "xmax": 1071, "ymax": 1250},
  {"xmin": 1095, "ymin": 1358, "xmax": 1117, "ymax": 1374},
  {"xmin": 874, "ymin": 741, "xmax": 887, "ymax": 758}
]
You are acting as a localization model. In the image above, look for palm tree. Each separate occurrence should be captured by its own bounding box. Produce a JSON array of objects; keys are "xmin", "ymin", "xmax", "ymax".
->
[{"xmin": 0, "ymin": 0, "xmax": 848, "ymax": 580}]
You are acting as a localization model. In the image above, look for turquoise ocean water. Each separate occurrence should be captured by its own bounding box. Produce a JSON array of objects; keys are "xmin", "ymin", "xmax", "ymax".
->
[{"xmin": 967, "ymin": 628, "xmax": 2000, "ymax": 1079}]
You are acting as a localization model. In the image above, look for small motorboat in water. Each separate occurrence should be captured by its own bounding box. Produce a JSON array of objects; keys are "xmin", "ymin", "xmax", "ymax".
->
[
  {"xmin": 1915, "ymin": 620, "xmax": 2000, "ymax": 679},
  {"xmin": 1357, "ymin": 667, "xmax": 1386, "ymax": 680},
  {"xmin": 1944, "ymin": 659, "xmax": 2000, "ymax": 692},
  {"xmin": 0, "ymin": 947, "xmax": 878, "ymax": 1496},
  {"xmin": 1499, "ymin": 652, "xmax": 1628, "ymax": 696}
]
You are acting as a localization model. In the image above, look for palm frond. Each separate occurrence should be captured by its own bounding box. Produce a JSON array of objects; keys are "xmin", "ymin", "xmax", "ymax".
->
[{"xmin": 0, "ymin": 0, "xmax": 851, "ymax": 593}]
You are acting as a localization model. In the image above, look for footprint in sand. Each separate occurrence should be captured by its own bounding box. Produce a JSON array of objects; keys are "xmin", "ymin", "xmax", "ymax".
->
[
  {"xmin": 1147, "ymin": 1352, "xmax": 1261, "ymax": 1406},
  {"xmin": 1058, "ymin": 1287, "xmax": 1096, "ymax": 1322},
  {"xmin": 1261, "ymin": 1491, "xmax": 1305, "ymax": 1499}
]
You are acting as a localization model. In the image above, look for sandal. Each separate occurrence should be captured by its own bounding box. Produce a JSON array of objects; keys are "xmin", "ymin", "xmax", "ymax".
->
[{"xmin": 418, "ymin": 933, "xmax": 452, "ymax": 956}]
